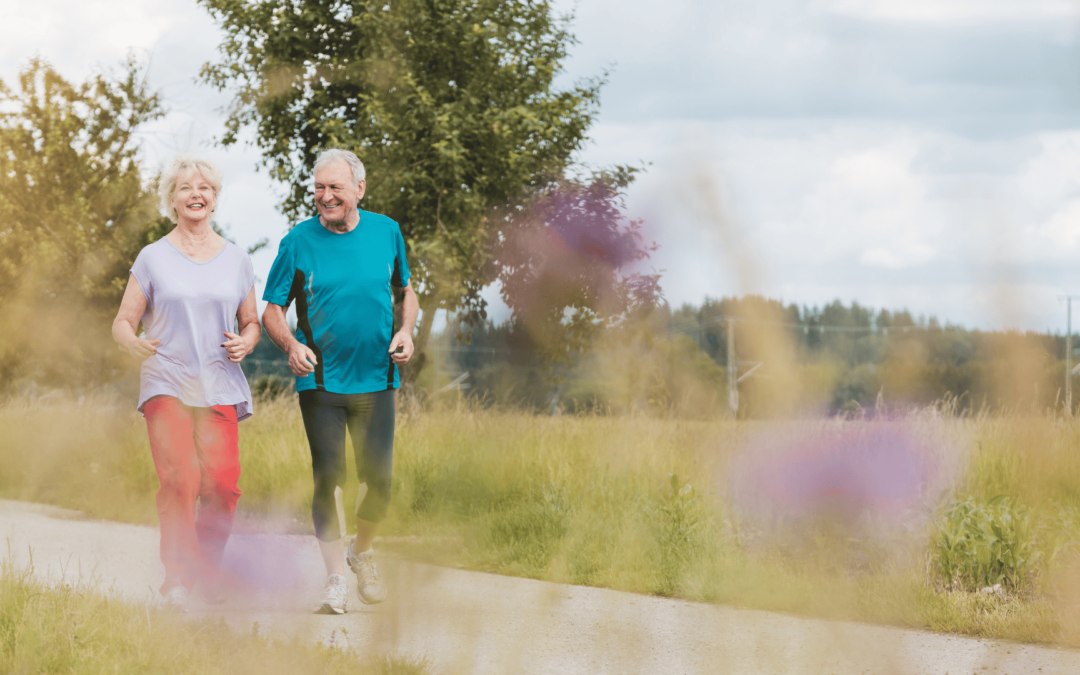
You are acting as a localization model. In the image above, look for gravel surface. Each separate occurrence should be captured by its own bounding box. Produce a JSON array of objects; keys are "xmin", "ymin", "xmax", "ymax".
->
[{"xmin": 3, "ymin": 498, "xmax": 1079, "ymax": 675}]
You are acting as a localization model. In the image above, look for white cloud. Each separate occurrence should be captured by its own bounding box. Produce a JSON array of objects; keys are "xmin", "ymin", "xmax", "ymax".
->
[
  {"xmin": 816, "ymin": 0, "xmax": 1077, "ymax": 22},
  {"xmin": 859, "ymin": 245, "xmax": 938, "ymax": 270},
  {"xmin": 0, "ymin": 0, "xmax": 182, "ymax": 85},
  {"xmin": 1039, "ymin": 199, "xmax": 1080, "ymax": 249},
  {"xmin": 833, "ymin": 150, "xmax": 912, "ymax": 194}
]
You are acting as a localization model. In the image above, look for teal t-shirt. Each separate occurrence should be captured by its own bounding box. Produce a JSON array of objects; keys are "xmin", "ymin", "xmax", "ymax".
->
[{"xmin": 263, "ymin": 212, "xmax": 411, "ymax": 394}]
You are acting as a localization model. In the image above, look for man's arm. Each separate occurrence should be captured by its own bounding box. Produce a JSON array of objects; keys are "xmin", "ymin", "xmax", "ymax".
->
[
  {"xmin": 262, "ymin": 302, "xmax": 318, "ymax": 376},
  {"xmin": 388, "ymin": 282, "xmax": 419, "ymax": 365}
]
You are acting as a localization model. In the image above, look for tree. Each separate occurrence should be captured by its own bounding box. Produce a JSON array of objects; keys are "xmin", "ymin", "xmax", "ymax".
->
[
  {"xmin": 0, "ymin": 57, "xmax": 168, "ymax": 390},
  {"xmin": 198, "ymin": 0, "xmax": 602, "ymax": 371}
]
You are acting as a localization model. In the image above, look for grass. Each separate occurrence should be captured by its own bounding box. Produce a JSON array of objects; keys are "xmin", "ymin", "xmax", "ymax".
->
[
  {"xmin": 4, "ymin": 393, "xmax": 1080, "ymax": 645},
  {"xmin": 0, "ymin": 557, "xmax": 427, "ymax": 675}
]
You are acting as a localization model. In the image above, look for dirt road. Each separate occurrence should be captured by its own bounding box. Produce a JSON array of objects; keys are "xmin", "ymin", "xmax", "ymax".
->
[{"xmin": 3, "ymin": 498, "xmax": 1078, "ymax": 674}]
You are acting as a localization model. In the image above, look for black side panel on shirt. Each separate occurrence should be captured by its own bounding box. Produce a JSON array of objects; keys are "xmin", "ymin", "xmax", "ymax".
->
[
  {"xmin": 385, "ymin": 320, "xmax": 397, "ymax": 388},
  {"xmin": 287, "ymin": 269, "xmax": 325, "ymax": 389},
  {"xmin": 385, "ymin": 355, "xmax": 396, "ymax": 389},
  {"xmin": 386, "ymin": 257, "xmax": 405, "ymax": 389}
]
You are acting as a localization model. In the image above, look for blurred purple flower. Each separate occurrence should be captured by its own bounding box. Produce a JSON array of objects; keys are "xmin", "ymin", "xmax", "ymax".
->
[
  {"xmin": 219, "ymin": 533, "xmax": 308, "ymax": 592},
  {"xmin": 484, "ymin": 173, "xmax": 663, "ymax": 362},
  {"xmin": 731, "ymin": 422, "xmax": 949, "ymax": 525}
]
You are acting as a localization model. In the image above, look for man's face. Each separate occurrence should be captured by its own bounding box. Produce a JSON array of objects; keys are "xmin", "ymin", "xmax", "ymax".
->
[{"xmin": 314, "ymin": 161, "xmax": 365, "ymax": 224}]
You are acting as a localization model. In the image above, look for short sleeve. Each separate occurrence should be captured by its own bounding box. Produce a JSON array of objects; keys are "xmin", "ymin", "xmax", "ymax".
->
[
  {"xmin": 391, "ymin": 226, "xmax": 410, "ymax": 287},
  {"xmin": 130, "ymin": 247, "xmax": 154, "ymax": 310},
  {"xmin": 263, "ymin": 238, "xmax": 295, "ymax": 306}
]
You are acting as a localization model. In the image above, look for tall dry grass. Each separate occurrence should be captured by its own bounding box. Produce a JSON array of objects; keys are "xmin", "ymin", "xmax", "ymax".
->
[{"xmin": 3, "ymin": 393, "xmax": 1080, "ymax": 643}]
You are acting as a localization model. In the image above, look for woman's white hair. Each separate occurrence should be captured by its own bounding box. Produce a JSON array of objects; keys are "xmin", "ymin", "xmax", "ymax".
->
[
  {"xmin": 313, "ymin": 149, "xmax": 366, "ymax": 185},
  {"xmin": 159, "ymin": 155, "xmax": 223, "ymax": 223}
]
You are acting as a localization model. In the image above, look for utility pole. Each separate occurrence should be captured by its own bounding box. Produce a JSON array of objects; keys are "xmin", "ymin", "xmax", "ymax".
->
[
  {"xmin": 1061, "ymin": 296, "xmax": 1080, "ymax": 416},
  {"xmin": 726, "ymin": 318, "xmax": 737, "ymax": 416}
]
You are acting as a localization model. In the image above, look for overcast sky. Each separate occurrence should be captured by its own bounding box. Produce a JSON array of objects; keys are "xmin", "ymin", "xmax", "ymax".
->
[{"xmin": 5, "ymin": 0, "xmax": 1080, "ymax": 331}]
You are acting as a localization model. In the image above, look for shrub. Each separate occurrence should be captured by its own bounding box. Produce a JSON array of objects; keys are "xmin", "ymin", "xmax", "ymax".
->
[{"xmin": 934, "ymin": 495, "xmax": 1042, "ymax": 593}]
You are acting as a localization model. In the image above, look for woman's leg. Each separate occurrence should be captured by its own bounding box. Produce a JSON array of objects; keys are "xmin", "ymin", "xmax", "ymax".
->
[
  {"xmin": 143, "ymin": 395, "xmax": 201, "ymax": 593},
  {"xmin": 192, "ymin": 404, "xmax": 242, "ymax": 583}
]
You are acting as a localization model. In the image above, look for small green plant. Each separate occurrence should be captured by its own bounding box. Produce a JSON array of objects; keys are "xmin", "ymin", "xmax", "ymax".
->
[
  {"xmin": 653, "ymin": 474, "xmax": 708, "ymax": 596},
  {"xmin": 934, "ymin": 495, "xmax": 1042, "ymax": 593}
]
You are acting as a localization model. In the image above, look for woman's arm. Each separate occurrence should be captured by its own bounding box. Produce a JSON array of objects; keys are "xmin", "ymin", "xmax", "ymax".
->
[
  {"xmin": 112, "ymin": 274, "xmax": 160, "ymax": 359},
  {"xmin": 222, "ymin": 287, "xmax": 260, "ymax": 363}
]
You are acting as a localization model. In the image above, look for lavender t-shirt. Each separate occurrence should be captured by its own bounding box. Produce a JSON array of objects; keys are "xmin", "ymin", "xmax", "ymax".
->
[{"xmin": 130, "ymin": 238, "xmax": 255, "ymax": 421}]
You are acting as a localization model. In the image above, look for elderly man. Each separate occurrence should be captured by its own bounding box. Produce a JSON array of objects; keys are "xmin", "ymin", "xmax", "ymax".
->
[{"xmin": 262, "ymin": 149, "xmax": 418, "ymax": 614}]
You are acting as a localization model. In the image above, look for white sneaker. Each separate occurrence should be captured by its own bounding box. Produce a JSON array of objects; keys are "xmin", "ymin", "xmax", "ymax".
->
[
  {"xmin": 163, "ymin": 581, "xmax": 189, "ymax": 613},
  {"xmin": 346, "ymin": 544, "xmax": 387, "ymax": 604},
  {"xmin": 315, "ymin": 574, "xmax": 348, "ymax": 614}
]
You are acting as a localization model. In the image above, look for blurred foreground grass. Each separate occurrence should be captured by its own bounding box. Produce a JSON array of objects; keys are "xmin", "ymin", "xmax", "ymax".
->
[
  {"xmin": 5, "ymin": 394, "xmax": 1080, "ymax": 645},
  {"xmin": 0, "ymin": 557, "xmax": 426, "ymax": 674}
]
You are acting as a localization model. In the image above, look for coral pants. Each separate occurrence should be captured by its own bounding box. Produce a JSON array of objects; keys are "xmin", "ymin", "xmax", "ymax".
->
[{"xmin": 143, "ymin": 395, "xmax": 241, "ymax": 594}]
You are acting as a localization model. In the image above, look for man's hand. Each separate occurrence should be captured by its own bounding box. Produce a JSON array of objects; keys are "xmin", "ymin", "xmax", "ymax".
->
[
  {"xmin": 289, "ymin": 341, "xmax": 319, "ymax": 376},
  {"xmin": 221, "ymin": 331, "xmax": 251, "ymax": 363},
  {"xmin": 389, "ymin": 330, "xmax": 414, "ymax": 365}
]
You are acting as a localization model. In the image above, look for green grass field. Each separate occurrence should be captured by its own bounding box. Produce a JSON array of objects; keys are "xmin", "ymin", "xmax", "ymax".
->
[{"xmin": 4, "ymin": 394, "xmax": 1080, "ymax": 645}]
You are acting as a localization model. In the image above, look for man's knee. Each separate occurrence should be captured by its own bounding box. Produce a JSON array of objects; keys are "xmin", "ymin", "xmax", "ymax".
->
[{"xmin": 356, "ymin": 478, "xmax": 391, "ymax": 523}]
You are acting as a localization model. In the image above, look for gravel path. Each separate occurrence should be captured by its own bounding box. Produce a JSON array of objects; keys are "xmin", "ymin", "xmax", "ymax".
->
[{"xmin": 3, "ymin": 498, "xmax": 1079, "ymax": 675}]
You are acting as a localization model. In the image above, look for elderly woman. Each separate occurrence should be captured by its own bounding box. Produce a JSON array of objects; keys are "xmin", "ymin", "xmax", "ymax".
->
[{"xmin": 112, "ymin": 155, "xmax": 259, "ymax": 610}]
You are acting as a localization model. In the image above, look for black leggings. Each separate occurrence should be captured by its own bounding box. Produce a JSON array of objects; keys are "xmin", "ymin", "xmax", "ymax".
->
[{"xmin": 298, "ymin": 388, "xmax": 395, "ymax": 541}]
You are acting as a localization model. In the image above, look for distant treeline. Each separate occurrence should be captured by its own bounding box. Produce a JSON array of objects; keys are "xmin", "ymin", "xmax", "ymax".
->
[
  {"xmin": 241, "ymin": 296, "xmax": 1076, "ymax": 418},
  {"xmin": 668, "ymin": 296, "xmax": 1069, "ymax": 416}
]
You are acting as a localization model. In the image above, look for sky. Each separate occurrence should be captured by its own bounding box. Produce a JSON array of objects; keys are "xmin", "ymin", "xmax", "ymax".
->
[{"xmin": 5, "ymin": 0, "xmax": 1080, "ymax": 331}]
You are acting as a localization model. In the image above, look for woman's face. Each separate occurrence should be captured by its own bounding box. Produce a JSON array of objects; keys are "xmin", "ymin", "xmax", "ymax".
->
[{"xmin": 171, "ymin": 170, "xmax": 217, "ymax": 224}]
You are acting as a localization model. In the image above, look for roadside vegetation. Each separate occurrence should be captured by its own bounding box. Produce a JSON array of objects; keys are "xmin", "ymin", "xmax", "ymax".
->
[
  {"xmin": 6, "ymin": 393, "xmax": 1080, "ymax": 645},
  {"xmin": 0, "ymin": 557, "xmax": 426, "ymax": 675}
]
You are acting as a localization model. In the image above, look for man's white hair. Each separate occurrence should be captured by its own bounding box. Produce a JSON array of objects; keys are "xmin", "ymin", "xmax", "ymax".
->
[
  {"xmin": 314, "ymin": 149, "xmax": 366, "ymax": 185},
  {"xmin": 159, "ymin": 155, "xmax": 223, "ymax": 223}
]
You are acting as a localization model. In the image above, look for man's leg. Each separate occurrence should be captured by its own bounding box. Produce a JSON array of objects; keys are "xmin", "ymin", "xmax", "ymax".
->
[
  {"xmin": 298, "ymin": 390, "xmax": 349, "ymax": 577},
  {"xmin": 347, "ymin": 388, "xmax": 395, "ymax": 552},
  {"xmin": 345, "ymin": 389, "xmax": 395, "ymax": 604},
  {"xmin": 354, "ymin": 517, "xmax": 379, "ymax": 553}
]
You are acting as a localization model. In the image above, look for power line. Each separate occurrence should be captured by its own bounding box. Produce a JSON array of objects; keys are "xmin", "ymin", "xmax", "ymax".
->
[{"xmin": 708, "ymin": 315, "xmax": 980, "ymax": 334}]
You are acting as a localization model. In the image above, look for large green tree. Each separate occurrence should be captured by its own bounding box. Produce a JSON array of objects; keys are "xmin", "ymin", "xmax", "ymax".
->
[
  {"xmin": 199, "ymin": 0, "xmax": 602, "ymax": 368},
  {"xmin": 0, "ymin": 57, "xmax": 169, "ymax": 390}
]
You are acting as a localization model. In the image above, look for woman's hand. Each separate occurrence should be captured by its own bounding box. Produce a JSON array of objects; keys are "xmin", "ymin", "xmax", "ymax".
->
[
  {"xmin": 120, "ymin": 336, "xmax": 161, "ymax": 359},
  {"xmin": 221, "ymin": 331, "xmax": 251, "ymax": 363}
]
